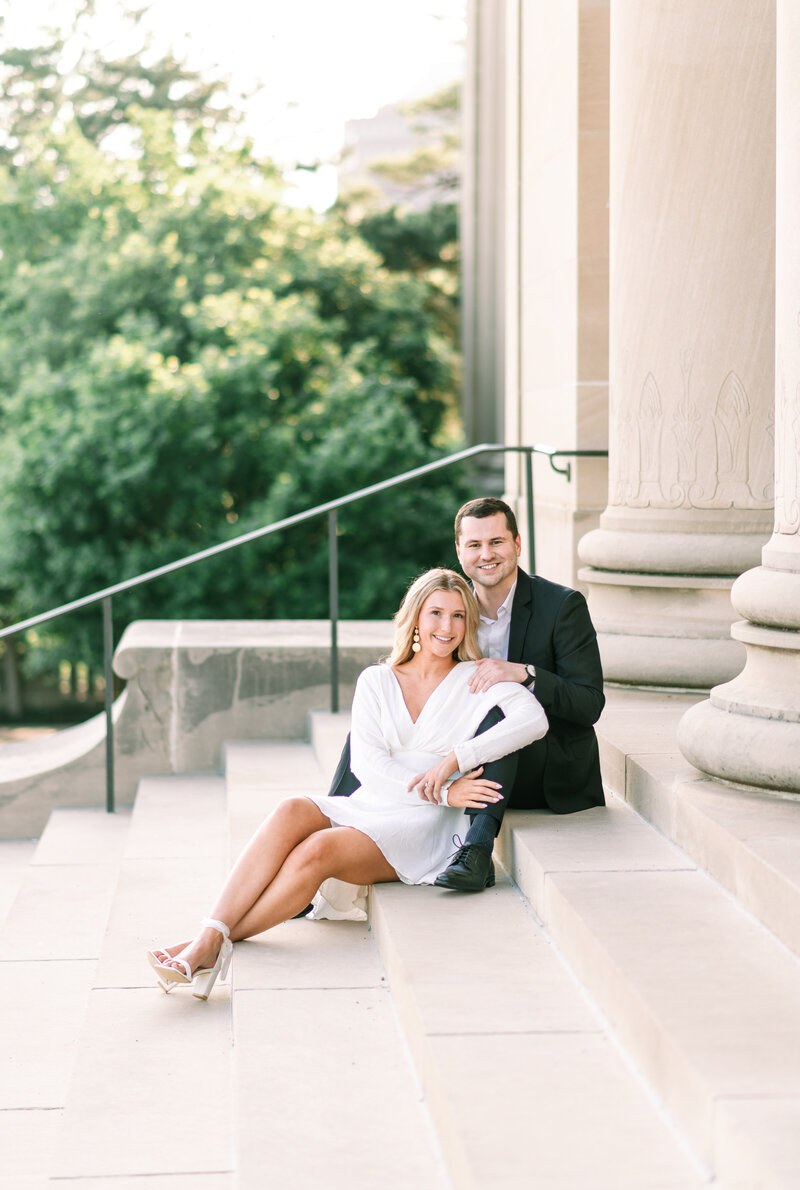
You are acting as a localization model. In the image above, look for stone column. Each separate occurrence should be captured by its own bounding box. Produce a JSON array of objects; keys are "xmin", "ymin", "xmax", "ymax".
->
[
  {"xmin": 678, "ymin": 0, "xmax": 800, "ymax": 791},
  {"xmin": 504, "ymin": 0, "xmax": 610, "ymax": 586},
  {"xmin": 577, "ymin": 0, "xmax": 775, "ymax": 687},
  {"xmin": 461, "ymin": 0, "xmax": 507, "ymax": 451}
]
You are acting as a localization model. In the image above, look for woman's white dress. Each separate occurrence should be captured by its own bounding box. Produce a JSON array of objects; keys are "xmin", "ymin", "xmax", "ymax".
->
[{"xmin": 304, "ymin": 661, "xmax": 548, "ymax": 917}]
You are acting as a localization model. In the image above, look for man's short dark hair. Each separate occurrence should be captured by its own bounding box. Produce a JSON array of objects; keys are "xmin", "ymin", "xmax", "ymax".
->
[{"xmin": 455, "ymin": 497, "xmax": 519, "ymax": 541}]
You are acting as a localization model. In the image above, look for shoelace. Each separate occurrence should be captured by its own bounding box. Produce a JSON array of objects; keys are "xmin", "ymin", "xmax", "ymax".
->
[{"xmin": 445, "ymin": 834, "xmax": 479, "ymax": 867}]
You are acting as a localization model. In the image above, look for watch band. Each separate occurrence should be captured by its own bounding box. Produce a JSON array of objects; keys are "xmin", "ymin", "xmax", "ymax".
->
[{"xmin": 522, "ymin": 664, "xmax": 536, "ymax": 688}]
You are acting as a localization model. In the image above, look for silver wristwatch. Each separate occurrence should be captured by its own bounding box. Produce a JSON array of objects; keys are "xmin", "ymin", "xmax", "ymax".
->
[{"xmin": 522, "ymin": 664, "xmax": 536, "ymax": 689}]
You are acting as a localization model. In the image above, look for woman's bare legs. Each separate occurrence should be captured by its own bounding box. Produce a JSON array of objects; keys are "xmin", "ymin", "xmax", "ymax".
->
[
  {"xmin": 230, "ymin": 823, "xmax": 397, "ymax": 939},
  {"xmin": 156, "ymin": 796, "xmax": 396, "ymax": 977},
  {"xmin": 150, "ymin": 796, "xmax": 327, "ymax": 969}
]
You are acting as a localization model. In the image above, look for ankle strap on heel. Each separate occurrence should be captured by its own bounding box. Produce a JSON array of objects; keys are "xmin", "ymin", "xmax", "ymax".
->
[{"xmin": 202, "ymin": 917, "xmax": 231, "ymax": 941}]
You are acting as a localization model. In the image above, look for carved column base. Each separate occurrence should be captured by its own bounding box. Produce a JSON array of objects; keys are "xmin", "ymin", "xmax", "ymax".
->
[
  {"xmin": 579, "ymin": 568, "xmax": 745, "ymax": 687},
  {"xmin": 579, "ymin": 515, "xmax": 771, "ymax": 576},
  {"xmin": 678, "ymin": 620, "xmax": 800, "ymax": 793}
]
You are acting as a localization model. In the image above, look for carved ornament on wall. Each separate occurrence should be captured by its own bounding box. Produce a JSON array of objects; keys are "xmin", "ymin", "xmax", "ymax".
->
[{"xmin": 609, "ymin": 352, "xmax": 774, "ymax": 512}]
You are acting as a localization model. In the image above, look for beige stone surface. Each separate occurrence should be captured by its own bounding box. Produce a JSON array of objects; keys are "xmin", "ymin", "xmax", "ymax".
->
[
  {"xmin": 597, "ymin": 685, "xmax": 800, "ymax": 959},
  {"xmin": 308, "ymin": 709, "xmax": 351, "ymax": 786},
  {"xmin": 596, "ymin": 688, "xmax": 702, "ymax": 798},
  {"xmin": 627, "ymin": 756, "xmax": 800, "ymax": 960},
  {"xmin": 96, "ymin": 855, "xmax": 229, "ymax": 990},
  {"xmin": 223, "ymin": 741, "xmax": 327, "ymax": 856},
  {"xmin": 57, "ymin": 986, "xmax": 234, "ymax": 1179},
  {"xmin": 124, "ymin": 774, "xmax": 227, "ymax": 860},
  {"xmin": 234, "ymin": 987, "xmax": 448, "ymax": 1190},
  {"xmin": 0, "ymin": 1107, "xmax": 62, "ymax": 1181},
  {"xmin": 223, "ymin": 739, "xmax": 327, "ymax": 792},
  {"xmin": 542, "ymin": 867, "xmax": 800, "ymax": 1162},
  {"xmin": 232, "ymin": 917, "xmax": 380, "ymax": 992},
  {"xmin": 44, "ymin": 1178, "xmax": 233, "ymax": 1190},
  {"xmin": 0, "ymin": 959, "xmax": 94, "ymax": 1109},
  {"xmin": 497, "ymin": 796, "xmax": 693, "ymax": 913},
  {"xmin": 0, "ymin": 838, "xmax": 36, "ymax": 927},
  {"xmin": 623, "ymin": 752, "xmax": 703, "ymax": 839},
  {"xmin": 31, "ymin": 806, "xmax": 130, "ymax": 865},
  {"xmin": 0, "ymin": 863, "xmax": 118, "ymax": 962},
  {"xmin": 369, "ymin": 856, "xmax": 707, "ymax": 1188},
  {"xmin": 0, "ymin": 1178, "xmax": 50, "ymax": 1190},
  {"xmin": 425, "ymin": 1033, "xmax": 705, "ymax": 1190},
  {"xmin": 371, "ymin": 880, "xmax": 599, "ymax": 1041},
  {"xmin": 715, "ymin": 1096, "xmax": 800, "ymax": 1190}
]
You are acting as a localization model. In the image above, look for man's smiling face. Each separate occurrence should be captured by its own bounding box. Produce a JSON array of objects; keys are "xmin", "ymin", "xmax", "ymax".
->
[{"xmin": 455, "ymin": 512, "xmax": 521, "ymax": 593}]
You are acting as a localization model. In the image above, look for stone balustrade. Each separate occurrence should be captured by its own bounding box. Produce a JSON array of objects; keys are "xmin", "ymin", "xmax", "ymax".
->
[{"xmin": 0, "ymin": 620, "xmax": 393, "ymax": 838}]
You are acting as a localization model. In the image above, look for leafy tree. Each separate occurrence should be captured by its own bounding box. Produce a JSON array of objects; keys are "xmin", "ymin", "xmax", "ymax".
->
[
  {"xmin": 0, "ymin": 3, "xmax": 238, "ymax": 167},
  {"xmin": 0, "ymin": 18, "xmax": 466, "ymax": 683}
]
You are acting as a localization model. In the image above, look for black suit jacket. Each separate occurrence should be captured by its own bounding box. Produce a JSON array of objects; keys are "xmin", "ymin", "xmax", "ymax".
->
[
  {"xmin": 505, "ymin": 568, "xmax": 604, "ymax": 813},
  {"xmin": 327, "ymin": 567, "xmax": 605, "ymax": 816}
]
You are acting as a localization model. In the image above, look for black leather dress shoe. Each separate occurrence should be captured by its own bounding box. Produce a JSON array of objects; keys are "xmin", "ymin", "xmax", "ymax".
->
[{"xmin": 434, "ymin": 844, "xmax": 495, "ymax": 891}]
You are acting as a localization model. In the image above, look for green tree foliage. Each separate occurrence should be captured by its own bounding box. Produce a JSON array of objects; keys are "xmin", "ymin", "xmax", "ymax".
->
[{"xmin": 0, "ymin": 13, "xmax": 466, "ymax": 675}]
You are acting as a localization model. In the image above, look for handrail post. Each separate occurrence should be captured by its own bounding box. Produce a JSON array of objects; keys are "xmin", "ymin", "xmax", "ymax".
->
[
  {"xmin": 328, "ymin": 511, "xmax": 339, "ymax": 714},
  {"xmin": 102, "ymin": 596, "xmax": 115, "ymax": 813},
  {"xmin": 524, "ymin": 449, "xmax": 536, "ymax": 575}
]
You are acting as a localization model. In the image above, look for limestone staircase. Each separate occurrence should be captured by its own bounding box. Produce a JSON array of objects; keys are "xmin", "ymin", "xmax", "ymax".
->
[{"xmin": 3, "ymin": 701, "xmax": 800, "ymax": 1188}]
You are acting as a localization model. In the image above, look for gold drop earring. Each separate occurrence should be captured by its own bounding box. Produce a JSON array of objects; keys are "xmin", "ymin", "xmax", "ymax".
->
[{"xmin": 412, "ymin": 627, "xmax": 421, "ymax": 653}]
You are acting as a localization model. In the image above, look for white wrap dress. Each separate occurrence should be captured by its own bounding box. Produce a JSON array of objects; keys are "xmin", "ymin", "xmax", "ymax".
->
[{"xmin": 304, "ymin": 661, "xmax": 548, "ymax": 914}]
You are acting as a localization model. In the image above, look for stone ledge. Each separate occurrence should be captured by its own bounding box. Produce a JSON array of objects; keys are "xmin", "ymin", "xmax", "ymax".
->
[
  {"xmin": 597, "ymin": 687, "xmax": 800, "ymax": 960},
  {"xmin": 499, "ymin": 797, "xmax": 800, "ymax": 1183},
  {"xmin": 0, "ymin": 620, "xmax": 392, "ymax": 839}
]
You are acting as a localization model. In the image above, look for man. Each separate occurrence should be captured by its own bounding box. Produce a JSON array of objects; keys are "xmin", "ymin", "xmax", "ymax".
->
[
  {"xmin": 431, "ymin": 495, "xmax": 605, "ymax": 891},
  {"xmin": 323, "ymin": 495, "xmax": 605, "ymax": 893}
]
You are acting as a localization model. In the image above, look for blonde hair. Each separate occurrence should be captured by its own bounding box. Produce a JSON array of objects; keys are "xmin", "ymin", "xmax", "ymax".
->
[{"xmin": 386, "ymin": 568, "xmax": 482, "ymax": 667}]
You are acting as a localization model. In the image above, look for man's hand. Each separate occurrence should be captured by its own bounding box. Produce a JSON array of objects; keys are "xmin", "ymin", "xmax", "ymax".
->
[{"xmin": 468, "ymin": 657, "xmax": 527, "ymax": 694}]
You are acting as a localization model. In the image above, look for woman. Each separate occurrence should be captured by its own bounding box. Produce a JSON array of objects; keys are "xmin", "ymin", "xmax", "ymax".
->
[{"xmin": 148, "ymin": 568, "xmax": 547, "ymax": 998}]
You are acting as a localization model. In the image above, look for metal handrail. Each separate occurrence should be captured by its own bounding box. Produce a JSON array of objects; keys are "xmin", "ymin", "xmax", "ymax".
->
[{"xmin": 0, "ymin": 441, "xmax": 608, "ymax": 811}]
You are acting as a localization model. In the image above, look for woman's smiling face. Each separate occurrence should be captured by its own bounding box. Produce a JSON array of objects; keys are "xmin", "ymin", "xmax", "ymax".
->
[{"xmin": 416, "ymin": 589, "xmax": 467, "ymax": 658}]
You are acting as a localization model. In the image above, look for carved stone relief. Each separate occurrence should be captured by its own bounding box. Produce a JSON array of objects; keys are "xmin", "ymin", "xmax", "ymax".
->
[{"xmin": 608, "ymin": 352, "xmax": 774, "ymax": 512}]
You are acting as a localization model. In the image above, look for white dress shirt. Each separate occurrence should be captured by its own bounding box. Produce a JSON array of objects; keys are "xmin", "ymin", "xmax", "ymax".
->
[{"xmin": 477, "ymin": 579, "xmax": 517, "ymax": 660}]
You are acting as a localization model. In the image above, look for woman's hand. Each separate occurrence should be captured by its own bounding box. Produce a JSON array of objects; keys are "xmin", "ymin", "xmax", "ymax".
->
[
  {"xmin": 408, "ymin": 754, "xmax": 504, "ymax": 810},
  {"xmin": 408, "ymin": 751, "xmax": 458, "ymax": 803},
  {"xmin": 446, "ymin": 769, "xmax": 504, "ymax": 810}
]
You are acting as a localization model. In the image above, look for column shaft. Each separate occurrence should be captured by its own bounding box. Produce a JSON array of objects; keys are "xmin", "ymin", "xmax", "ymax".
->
[
  {"xmin": 578, "ymin": 0, "xmax": 775, "ymax": 687},
  {"xmin": 678, "ymin": 0, "xmax": 800, "ymax": 791}
]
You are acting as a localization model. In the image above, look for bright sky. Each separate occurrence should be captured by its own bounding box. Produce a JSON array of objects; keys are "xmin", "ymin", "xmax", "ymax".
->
[{"xmin": 3, "ymin": 0, "xmax": 466, "ymax": 209}]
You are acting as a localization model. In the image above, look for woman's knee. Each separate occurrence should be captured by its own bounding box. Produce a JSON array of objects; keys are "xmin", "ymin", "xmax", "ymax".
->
[
  {"xmin": 270, "ymin": 795, "xmax": 321, "ymax": 828},
  {"xmin": 290, "ymin": 829, "xmax": 338, "ymax": 877}
]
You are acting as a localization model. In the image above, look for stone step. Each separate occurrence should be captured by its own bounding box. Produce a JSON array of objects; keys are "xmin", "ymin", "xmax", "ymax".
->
[
  {"xmin": 297, "ymin": 725, "xmax": 708, "ymax": 1188},
  {"xmin": 0, "ymin": 837, "xmax": 37, "ymax": 929},
  {"xmin": 598, "ymin": 688, "xmax": 800, "ymax": 966},
  {"xmin": 53, "ymin": 774, "xmax": 235, "ymax": 1183},
  {"xmin": 497, "ymin": 794, "xmax": 800, "ymax": 1189},
  {"xmin": 309, "ymin": 708, "xmax": 352, "ymax": 788},
  {"xmin": 0, "ymin": 806, "xmax": 131, "ymax": 1185},
  {"xmin": 369, "ymin": 873, "xmax": 706, "ymax": 1189},
  {"xmin": 223, "ymin": 741, "xmax": 450, "ymax": 1189}
]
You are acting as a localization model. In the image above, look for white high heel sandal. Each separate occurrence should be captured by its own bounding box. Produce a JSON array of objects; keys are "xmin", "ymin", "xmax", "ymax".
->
[{"xmin": 150, "ymin": 918, "xmax": 233, "ymax": 1000}]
